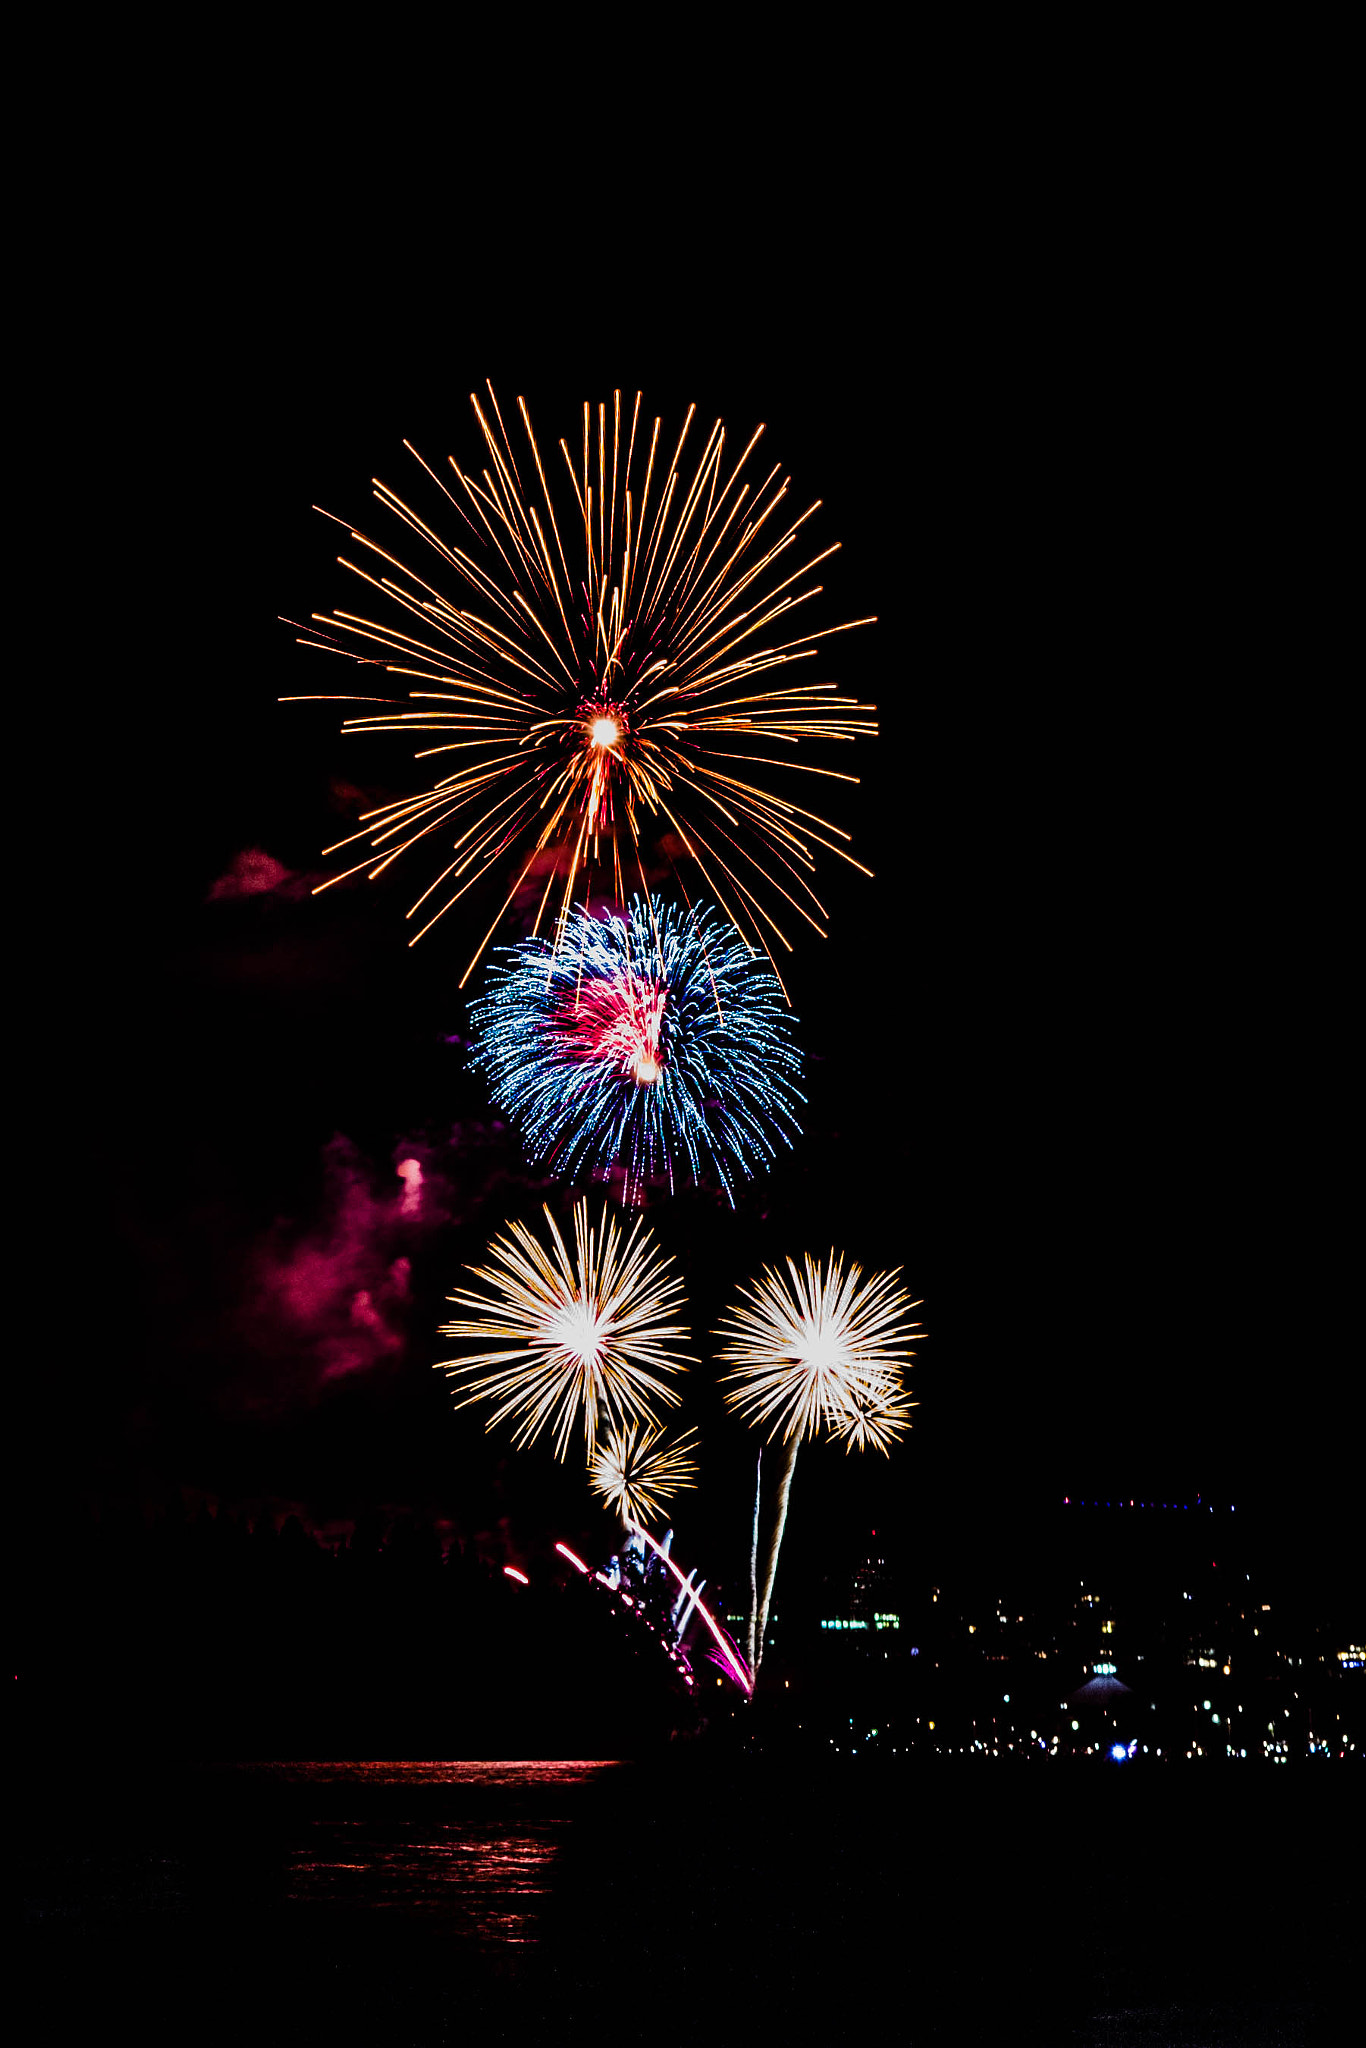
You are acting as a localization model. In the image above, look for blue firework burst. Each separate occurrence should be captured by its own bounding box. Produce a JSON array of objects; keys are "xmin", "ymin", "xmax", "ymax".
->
[{"xmin": 468, "ymin": 895, "xmax": 804, "ymax": 1201}]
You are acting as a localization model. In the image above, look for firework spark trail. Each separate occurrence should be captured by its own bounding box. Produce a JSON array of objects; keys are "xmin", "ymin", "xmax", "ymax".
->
[
  {"xmin": 285, "ymin": 385, "xmax": 877, "ymax": 987},
  {"xmin": 588, "ymin": 1421, "xmax": 700, "ymax": 1526},
  {"xmin": 627, "ymin": 1520, "xmax": 752, "ymax": 1694},
  {"xmin": 468, "ymin": 893, "xmax": 804, "ymax": 1203},
  {"xmin": 435, "ymin": 1198, "xmax": 692, "ymax": 1457}
]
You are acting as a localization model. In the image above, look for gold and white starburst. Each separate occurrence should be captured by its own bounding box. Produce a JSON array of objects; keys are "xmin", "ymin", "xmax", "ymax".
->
[
  {"xmin": 825, "ymin": 1364, "xmax": 918, "ymax": 1454},
  {"xmin": 285, "ymin": 385, "xmax": 877, "ymax": 991},
  {"xmin": 717, "ymin": 1251, "xmax": 919, "ymax": 1449},
  {"xmin": 436, "ymin": 1198, "xmax": 691, "ymax": 1457},
  {"xmin": 588, "ymin": 1421, "xmax": 700, "ymax": 1525}
]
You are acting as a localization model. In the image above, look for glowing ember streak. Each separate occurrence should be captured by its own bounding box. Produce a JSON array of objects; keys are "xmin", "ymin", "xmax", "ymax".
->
[
  {"xmin": 503, "ymin": 1566, "xmax": 529, "ymax": 1585},
  {"xmin": 469, "ymin": 894, "xmax": 803, "ymax": 1202},
  {"xmin": 588, "ymin": 1421, "xmax": 699, "ymax": 1525},
  {"xmin": 285, "ymin": 384, "xmax": 878, "ymax": 987},
  {"xmin": 554, "ymin": 1541, "xmax": 590, "ymax": 1575},
  {"xmin": 435, "ymin": 1196, "xmax": 691, "ymax": 1457},
  {"xmin": 628, "ymin": 1520, "xmax": 752, "ymax": 1693}
]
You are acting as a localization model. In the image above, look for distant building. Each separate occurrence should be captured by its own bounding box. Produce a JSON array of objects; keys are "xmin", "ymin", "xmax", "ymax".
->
[
  {"xmin": 1068, "ymin": 1662, "xmax": 1133, "ymax": 1707},
  {"xmin": 820, "ymin": 1547, "xmax": 900, "ymax": 1635}
]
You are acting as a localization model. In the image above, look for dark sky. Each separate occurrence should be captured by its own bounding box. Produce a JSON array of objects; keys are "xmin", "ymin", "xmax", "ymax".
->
[{"xmin": 27, "ymin": 149, "xmax": 1348, "ymax": 1591}]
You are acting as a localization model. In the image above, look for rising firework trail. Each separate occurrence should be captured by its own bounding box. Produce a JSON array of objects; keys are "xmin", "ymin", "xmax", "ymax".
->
[
  {"xmin": 468, "ymin": 893, "xmax": 804, "ymax": 1202},
  {"xmin": 718, "ymin": 1251, "xmax": 921, "ymax": 1673},
  {"xmin": 285, "ymin": 386, "xmax": 877, "ymax": 988},
  {"xmin": 436, "ymin": 1197, "xmax": 692, "ymax": 1457}
]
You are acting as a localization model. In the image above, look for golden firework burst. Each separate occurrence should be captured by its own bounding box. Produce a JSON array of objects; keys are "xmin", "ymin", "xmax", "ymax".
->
[
  {"xmin": 588, "ymin": 1421, "xmax": 701, "ymax": 1525},
  {"xmin": 436, "ymin": 1197, "xmax": 691, "ymax": 1457},
  {"xmin": 825, "ymin": 1366, "xmax": 919, "ymax": 1455},
  {"xmin": 286, "ymin": 385, "xmax": 876, "ymax": 989},
  {"xmin": 717, "ymin": 1251, "xmax": 920, "ymax": 1448}
]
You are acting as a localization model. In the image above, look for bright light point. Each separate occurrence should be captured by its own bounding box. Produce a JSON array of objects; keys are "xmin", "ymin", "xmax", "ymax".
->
[
  {"xmin": 503, "ymin": 1566, "xmax": 529, "ymax": 1585},
  {"xmin": 1109, "ymin": 1742, "xmax": 1128, "ymax": 1762},
  {"xmin": 630, "ymin": 1051, "xmax": 661, "ymax": 1084},
  {"xmin": 590, "ymin": 717, "xmax": 619, "ymax": 748},
  {"xmin": 544, "ymin": 1296, "xmax": 608, "ymax": 1366}
]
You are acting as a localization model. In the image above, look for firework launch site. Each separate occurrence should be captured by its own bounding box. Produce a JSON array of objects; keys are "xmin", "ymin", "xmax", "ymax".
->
[
  {"xmin": 21, "ymin": 1483, "xmax": 1359, "ymax": 2042},
  {"xmin": 19, "ymin": 1490, "xmax": 1360, "ymax": 1768}
]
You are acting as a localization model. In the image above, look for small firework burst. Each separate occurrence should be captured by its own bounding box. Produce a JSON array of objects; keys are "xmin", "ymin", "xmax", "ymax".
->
[
  {"xmin": 717, "ymin": 1251, "xmax": 920, "ymax": 1447},
  {"xmin": 825, "ymin": 1367, "xmax": 918, "ymax": 1454},
  {"xmin": 588, "ymin": 1421, "xmax": 701, "ymax": 1525},
  {"xmin": 285, "ymin": 385, "xmax": 876, "ymax": 987},
  {"xmin": 436, "ymin": 1197, "xmax": 691, "ymax": 1457},
  {"xmin": 468, "ymin": 893, "xmax": 804, "ymax": 1202}
]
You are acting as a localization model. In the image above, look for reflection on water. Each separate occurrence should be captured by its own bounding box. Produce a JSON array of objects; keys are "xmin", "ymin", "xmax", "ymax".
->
[
  {"xmin": 240, "ymin": 1761, "xmax": 621, "ymax": 1947},
  {"xmin": 237, "ymin": 1761, "xmax": 615, "ymax": 1789},
  {"xmin": 214, "ymin": 1761, "xmax": 617, "ymax": 1943},
  {"xmin": 286, "ymin": 1823, "xmax": 563, "ymax": 1939},
  {"xmin": 22, "ymin": 1761, "xmax": 623, "ymax": 1955}
]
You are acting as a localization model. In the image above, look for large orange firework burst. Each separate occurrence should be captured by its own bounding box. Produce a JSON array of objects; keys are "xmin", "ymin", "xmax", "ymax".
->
[{"xmin": 287, "ymin": 386, "xmax": 877, "ymax": 988}]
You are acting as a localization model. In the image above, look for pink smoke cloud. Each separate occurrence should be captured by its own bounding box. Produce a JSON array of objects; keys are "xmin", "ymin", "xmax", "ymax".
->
[
  {"xmin": 208, "ymin": 848, "xmax": 307, "ymax": 901},
  {"xmin": 238, "ymin": 1140, "xmax": 449, "ymax": 1400}
]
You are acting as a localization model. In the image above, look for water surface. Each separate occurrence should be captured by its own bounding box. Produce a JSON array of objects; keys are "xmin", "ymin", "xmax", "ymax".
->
[
  {"xmin": 234, "ymin": 1760, "xmax": 620, "ymax": 1943},
  {"xmin": 17, "ymin": 1757, "xmax": 1360, "ymax": 2045}
]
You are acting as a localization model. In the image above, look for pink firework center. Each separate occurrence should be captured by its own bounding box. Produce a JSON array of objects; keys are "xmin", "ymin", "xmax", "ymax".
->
[{"xmin": 558, "ymin": 972, "xmax": 667, "ymax": 1086}]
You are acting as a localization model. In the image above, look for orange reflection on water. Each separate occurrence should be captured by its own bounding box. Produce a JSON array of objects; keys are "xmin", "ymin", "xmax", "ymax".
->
[
  {"xmin": 242, "ymin": 1762, "xmax": 622, "ymax": 1946},
  {"xmin": 246, "ymin": 1761, "xmax": 619, "ymax": 1788}
]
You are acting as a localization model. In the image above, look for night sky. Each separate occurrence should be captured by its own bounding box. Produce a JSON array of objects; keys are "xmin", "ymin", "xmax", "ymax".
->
[{"xmin": 29, "ymin": 177, "xmax": 1348, "ymax": 1602}]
